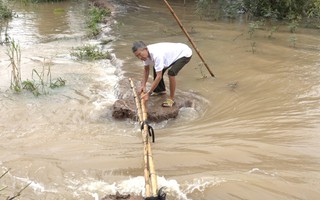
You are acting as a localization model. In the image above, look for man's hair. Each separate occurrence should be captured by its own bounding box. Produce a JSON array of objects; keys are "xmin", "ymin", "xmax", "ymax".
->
[{"xmin": 132, "ymin": 41, "xmax": 146, "ymax": 52}]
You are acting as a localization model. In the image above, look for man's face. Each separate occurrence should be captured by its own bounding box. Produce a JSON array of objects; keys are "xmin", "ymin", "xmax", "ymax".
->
[{"xmin": 134, "ymin": 48, "xmax": 148, "ymax": 61}]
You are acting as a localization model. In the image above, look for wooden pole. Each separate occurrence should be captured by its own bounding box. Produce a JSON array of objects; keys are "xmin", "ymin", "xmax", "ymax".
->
[
  {"xmin": 142, "ymin": 123, "xmax": 151, "ymax": 197},
  {"xmin": 129, "ymin": 78, "xmax": 143, "ymax": 122},
  {"xmin": 141, "ymin": 98, "xmax": 158, "ymax": 197},
  {"xmin": 129, "ymin": 79, "xmax": 158, "ymax": 197},
  {"xmin": 163, "ymin": 0, "xmax": 215, "ymax": 77},
  {"xmin": 129, "ymin": 79, "xmax": 151, "ymax": 196}
]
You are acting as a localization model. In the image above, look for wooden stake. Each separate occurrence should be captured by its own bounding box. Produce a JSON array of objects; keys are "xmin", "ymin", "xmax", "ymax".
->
[{"xmin": 163, "ymin": 0, "xmax": 215, "ymax": 77}]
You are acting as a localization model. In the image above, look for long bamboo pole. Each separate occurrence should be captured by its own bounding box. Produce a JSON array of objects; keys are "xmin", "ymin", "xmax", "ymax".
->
[
  {"xmin": 142, "ymin": 124, "xmax": 151, "ymax": 197},
  {"xmin": 129, "ymin": 79, "xmax": 158, "ymax": 197},
  {"xmin": 141, "ymin": 98, "xmax": 158, "ymax": 197},
  {"xmin": 129, "ymin": 79, "xmax": 151, "ymax": 197},
  {"xmin": 129, "ymin": 78, "xmax": 143, "ymax": 122},
  {"xmin": 163, "ymin": 0, "xmax": 215, "ymax": 77}
]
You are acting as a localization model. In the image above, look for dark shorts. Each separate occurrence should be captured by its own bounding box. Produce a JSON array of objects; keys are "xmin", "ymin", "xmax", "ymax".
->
[{"xmin": 167, "ymin": 56, "xmax": 192, "ymax": 76}]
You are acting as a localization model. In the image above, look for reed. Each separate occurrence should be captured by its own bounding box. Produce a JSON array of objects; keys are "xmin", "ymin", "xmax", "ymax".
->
[
  {"xmin": 7, "ymin": 38, "xmax": 22, "ymax": 92},
  {"xmin": 22, "ymin": 63, "xmax": 66, "ymax": 96}
]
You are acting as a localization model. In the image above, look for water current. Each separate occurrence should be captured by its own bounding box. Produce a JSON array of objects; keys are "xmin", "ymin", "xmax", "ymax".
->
[{"xmin": 0, "ymin": 0, "xmax": 320, "ymax": 199}]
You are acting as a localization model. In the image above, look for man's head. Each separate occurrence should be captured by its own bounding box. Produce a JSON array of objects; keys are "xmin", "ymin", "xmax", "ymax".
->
[{"xmin": 132, "ymin": 41, "xmax": 149, "ymax": 61}]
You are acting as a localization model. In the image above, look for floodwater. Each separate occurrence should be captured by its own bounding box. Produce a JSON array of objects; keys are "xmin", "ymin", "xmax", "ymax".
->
[{"xmin": 1, "ymin": 0, "xmax": 320, "ymax": 199}]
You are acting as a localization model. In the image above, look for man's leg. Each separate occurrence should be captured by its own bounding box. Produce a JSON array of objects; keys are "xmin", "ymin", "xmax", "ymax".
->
[
  {"xmin": 167, "ymin": 56, "xmax": 191, "ymax": 100},
  {"xmin": 168, "ymin": 75, "xmax": 176, "ymax": 100},
  {"xmin": 153, "ymin": 67, "xmax": 166, "ymax": 93}
]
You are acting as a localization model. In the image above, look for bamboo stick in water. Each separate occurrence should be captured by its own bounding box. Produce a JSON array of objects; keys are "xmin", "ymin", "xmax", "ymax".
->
[
  {"xmin": 129, "ymin": 78, "xmax": 151, "ymax": 196},
  {"xmin": 141, "ymin": 98, "xmax": 158, "ymax": 197}
]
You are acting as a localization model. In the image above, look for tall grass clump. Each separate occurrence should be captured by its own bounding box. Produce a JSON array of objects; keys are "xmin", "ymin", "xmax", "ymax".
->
[
  {"xmin": 0, "ymin": 1, "xmax": 12, "ymax": 44},
  {"xmin": 6, "ymin": 39, "xmax": 66, "ymax": 96},
  {"xmin": 0, "ymin": 1, "xmax": 12, "ymax": 19},
  {"xmin": 22, "ymin": 61, "xmax": 66, "ymax": 96},
  {"xmin": 87, "ymin": 5, "xmax": 111, "ymax": 36},
  {"xmin": 70, "ymin": 44, "xmax": 111, "ymax": 61},
  {"xmin": 7, "ymin": 38, "xmax": 22, "ymax": 92}
]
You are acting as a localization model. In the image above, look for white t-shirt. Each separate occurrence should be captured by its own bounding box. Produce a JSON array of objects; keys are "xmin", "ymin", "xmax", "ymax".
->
[{"xmin": 143, "ymin": 42, "xmax": 192, "ymax": 72}]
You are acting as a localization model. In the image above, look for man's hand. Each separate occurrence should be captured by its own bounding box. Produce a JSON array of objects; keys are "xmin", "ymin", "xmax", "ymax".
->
[
  {"xmin": 140, "ymin": 91, "xmax": 149, "ymax": 101},
  {"xmin": 138, "ymin": 86, "xmax": 146, "ymax": 95}
]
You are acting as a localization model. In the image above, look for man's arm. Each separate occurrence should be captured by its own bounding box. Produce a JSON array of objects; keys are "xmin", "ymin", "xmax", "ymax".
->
[
  {"xmin": 140, "ymin": 65, "xmax": 150, "ymax": 93},
  {"xmin": 148, "ymin": 71, "xmax": 162, "ymax": 94},
  {"xmin": 140, "ymin": 70, "xmax": 162, "ymax": 101}
]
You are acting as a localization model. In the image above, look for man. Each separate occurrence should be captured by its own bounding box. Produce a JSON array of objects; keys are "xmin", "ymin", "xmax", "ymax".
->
[{"xmin": 132, "ymin": 41, "xmax": 192, "ymax": 107}]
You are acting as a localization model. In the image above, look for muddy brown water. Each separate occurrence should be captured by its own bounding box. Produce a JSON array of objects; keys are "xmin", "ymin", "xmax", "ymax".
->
[{"xmin": 0, "ymin": 0, "xmax": 320, "ymax": 199}]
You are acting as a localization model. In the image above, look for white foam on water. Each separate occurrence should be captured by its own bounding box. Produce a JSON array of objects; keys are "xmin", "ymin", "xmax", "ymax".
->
[
  {"xmin": 7, "ymin": 171, "xmax": 227, "ymax": 199},
  {"xmin": 67, "ymin": 176, "xmax": 188, "ymax": 199},
  {"xmin": 176, "ymin": 107, "xmax": 200, "ymax": 122},
  {"xmin": 13, "ymin": 176, "xmax": 58, "ymax": 194},
  {"xmin": 91, "ymin": 54, "xmax": 124, "ymax": 109},
  {"xmin": 183, "ymin": 177, "xmax": 226, "ymax": 195},
  {"xmin": 247, "ymin": 168, "xmax": 278, "ymax": 177},
  {"xmin": 67, "ymin": 176, "xmax": 227, "ymax": 200}
]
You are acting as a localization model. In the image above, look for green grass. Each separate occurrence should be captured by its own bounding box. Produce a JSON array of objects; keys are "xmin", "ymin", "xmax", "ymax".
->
[
  {"xmin": 0, "ymin": 1, "xmax": 12, "ymax": 19},
  {"xmin": 70, "ymin": 44, "xmax": 111, "ymax": 60},
  {"xmin": 22, "ymin": 66, "xmax": 66, "ymax": 96},
  {"xmin": 87, "ymin": 5, "xmax": 111, "ymax": 36}
]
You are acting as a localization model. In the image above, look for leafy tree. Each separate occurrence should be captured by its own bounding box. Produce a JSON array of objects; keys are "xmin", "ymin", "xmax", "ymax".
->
[{"xmin": 196, "ymin": 0, "xmax": 320, "ymax": 21}]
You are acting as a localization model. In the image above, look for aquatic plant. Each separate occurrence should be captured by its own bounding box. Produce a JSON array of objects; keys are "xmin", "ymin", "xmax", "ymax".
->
[
  {"xmin": 0, "ymin": 1, "xmax": 12, "ymax": 19},
  {"xmin": 100, "ymin": 39, "xmax": 113, "ymax": 45},
  {"xmin": 7, "ymin": 38, "xmax": 22, "ymax": 92},
  {"xmin": 250, "ymin": 41, "xmax": 256, "ymax": 54},
  {"xmin": 22, "ymin": 63, "xmax": 66, "ymax": 96},
  {"xmin": 22, "ymin": 79, "xmax": 41, "ymax": 96},
  {"xmin": 87, "ymin": 5, "xmax": 111, "ymax": 36},
  {"xmin": 195, "ymin": 62, "xmax": 208, "ymax": 79},
  {"xmin": 287, "ymin": 15, "xmax": 301, "ymax": 33},
  {"xmin": 70, "ymin": 44, "xmax": 111, "ymax": 60},
  {"xmin": 6, "ymin": 39, "xmax": 66, "ymax": 96},
  {"xmin": 0, "ymin": 1, "xmax": 12, "ymax": 44},
  {"xmin": 53, "ymin": 8, "xmax": 65, "ymax": 14},
  {"xmin": 288, "ymin": 34, "xmax": 298, "ymax": 48},
  {"xmin": 247, "ymin": 20, "xmax": 264, "ymax": 39},
  {"xmin": 267, "ymin": 26, "xmax": 278, "ymax": 39}
]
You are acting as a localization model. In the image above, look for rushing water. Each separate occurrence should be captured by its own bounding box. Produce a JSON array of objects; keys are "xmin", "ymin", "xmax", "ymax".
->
[{"xmin": 1, "ymin": 0, "xmax": 320, "ymax": 199}]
